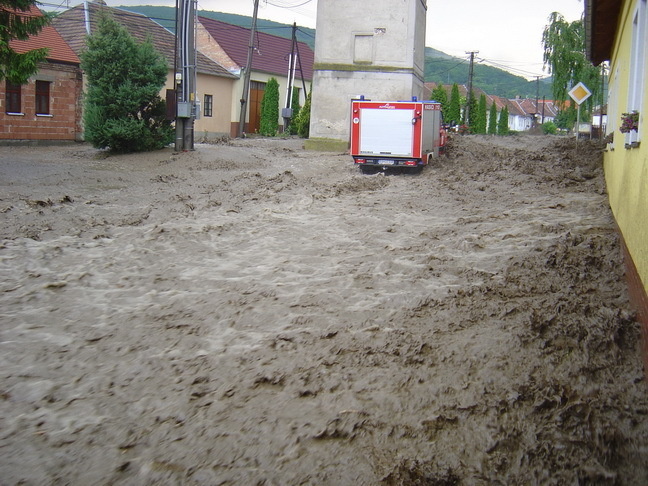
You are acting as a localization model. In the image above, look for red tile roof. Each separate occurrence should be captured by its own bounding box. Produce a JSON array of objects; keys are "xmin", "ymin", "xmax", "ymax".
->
[
  {"xmin": 198, "ymin": 16, "xmax": 313, "ymax": 80},
  {"xmin": 8, "ymin": 5, "xmax": 80, "ymax": 64}
]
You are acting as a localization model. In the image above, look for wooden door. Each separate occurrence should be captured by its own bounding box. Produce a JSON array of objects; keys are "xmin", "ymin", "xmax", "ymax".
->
[{"xmin": 248, "ymin": 81, "xmax": 266, "ymax": 134}]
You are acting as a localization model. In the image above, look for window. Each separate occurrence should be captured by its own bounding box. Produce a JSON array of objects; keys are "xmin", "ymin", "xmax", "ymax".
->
[
  {"xmin": 5, "ymin": 82, "xmax": 21, "ymax": 114},
  {"xmin": 627, "ymin": 0, "xmax": 646, "ymax": 146},
  {"xmin": 203, "ymin": 94, "xmax": 213, "ymax": 117},
  {"xmin": 35, "ymin": 80, "xmax": 51, "ymax": 115}
]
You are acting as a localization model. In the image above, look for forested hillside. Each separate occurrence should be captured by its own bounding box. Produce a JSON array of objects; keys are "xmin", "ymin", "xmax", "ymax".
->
[{"xmin": 117, "ymin": 6, "xmax": 551, "ymax": 99}]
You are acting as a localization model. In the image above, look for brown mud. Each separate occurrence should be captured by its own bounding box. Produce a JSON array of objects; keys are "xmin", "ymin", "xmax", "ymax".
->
[{"xmin": 1, "ymin": 134, "xmax": 647, "ymax": 485}]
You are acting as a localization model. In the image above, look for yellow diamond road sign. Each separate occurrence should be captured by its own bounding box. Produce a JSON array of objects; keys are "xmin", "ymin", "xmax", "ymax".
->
[{"xmin": 568, "ymin": 82, "xmax": 592, "ymax": 105}]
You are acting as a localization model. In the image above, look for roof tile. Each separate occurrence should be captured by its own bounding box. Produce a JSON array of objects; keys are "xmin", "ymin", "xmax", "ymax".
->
[
  {"xmin": 8, "ymin": 5, "xmax": 80, "ymax": 64},
  {"xmin": 198, "ymin": 16, "xmax": 313, "ymax": 80}
]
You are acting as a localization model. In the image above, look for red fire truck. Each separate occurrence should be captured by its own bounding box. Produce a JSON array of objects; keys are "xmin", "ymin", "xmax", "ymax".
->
[{"xmin": 350, "ymin": 98, "xmax": 447, "ymax": 173}]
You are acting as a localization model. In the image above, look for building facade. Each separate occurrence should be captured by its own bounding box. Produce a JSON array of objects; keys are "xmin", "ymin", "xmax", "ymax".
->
[
  {"xmin": 197, "ymin": 16, "xmax": 314, "ymax": 137},
  {"xmin": 309, "ymin": 0, "xmax": 428, "ymax": 145},
  {"xmin": 586, "ymin": 0, "xmax": 648, "ymax": 369},
  {"xmin": 1, "ymin": 6, "xmax": 82, "ymax": 142}
]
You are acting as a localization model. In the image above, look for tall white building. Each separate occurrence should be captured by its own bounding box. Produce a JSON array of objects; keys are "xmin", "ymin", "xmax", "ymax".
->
[{"xmin": 308, "ymin": 0, "xmax": 427, "ymax": 146}]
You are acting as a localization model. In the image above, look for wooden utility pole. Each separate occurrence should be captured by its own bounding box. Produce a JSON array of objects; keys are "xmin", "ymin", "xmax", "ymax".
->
[{"xmin": 238, "ymin": 0, "xmax": 260, "ymax": 138}]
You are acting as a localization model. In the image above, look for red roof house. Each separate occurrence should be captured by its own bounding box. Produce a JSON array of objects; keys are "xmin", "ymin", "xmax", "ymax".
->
[
  {"xmin": 1, "ymin": 5, "xmax": 83, "ymax": 142},
  {"xmin": 197, "ymin": 16, "xmax": 314, "ymax": 135}
]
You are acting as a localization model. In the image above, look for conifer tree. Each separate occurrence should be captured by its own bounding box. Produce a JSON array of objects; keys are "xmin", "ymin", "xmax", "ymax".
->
[
  {"xmin": 465, "ymin": 90, "xmax": 477, "ymax": 130},
  {"xmin": 448, "ymin": 83, "xmax": 461, "ymax": 127},
  {"xmin": 431, "ymin": 84, "xmax": 448, "ymax": 122},
  {"xmin": 475, "ymin": 93, "xmax": 487, "ymax": 134},
  {"xmin": 259, "ymin": 77, "xmax": 280, "ymax": 136},
  {"xmin": 81, "ymin": 14, "xmax": 172, "ymax": 152},
  {"xmin": 1, "ymin": 0, "xmax": 51, "ymax": 83},
  {"xmin": 288, "ymin": 89, "xmax": 301, "ymax": 135},
  {"xmin": 488, "ymin": 102, "xmax": 498, "ymax": 135},
  {"xmin": 294, "ymin": 84, "xmax": 311, "ymax": 138},
  {"xmin": 498, "ymin": 105, "xmax": 509, "ymax": 135}
]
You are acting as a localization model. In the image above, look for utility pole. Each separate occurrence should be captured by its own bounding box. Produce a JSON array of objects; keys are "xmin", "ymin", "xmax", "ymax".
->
[
  {"xmin": 175, "ymin": 0, "xmax": 197, "ymax": 151},
  {"xmin": 465, "ymin": 51, "xmax": 478, "ymax": 126},
  {"xmin": 282, "ymin": 22, "xmax": 298, "ymax": 133},
  {"xmin": 534, "ymin": 75, "xmax": 540, "ymax": 127},
  {"xmin": 238, "ymin": 0, "xmax": 260, "ymax": 138}
]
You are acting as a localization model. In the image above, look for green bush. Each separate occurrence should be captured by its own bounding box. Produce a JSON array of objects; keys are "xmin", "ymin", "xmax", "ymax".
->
[
  {"xmin": 541, "ymin": 120, "xmax": 558, "ymax": 135},
  {"xmin": 81, "ymin": 15, "xmax": 173, "ymax": 152},
  {"xmin": 294, "ymin": 85, "xmax": 311, "ymax": 138}
]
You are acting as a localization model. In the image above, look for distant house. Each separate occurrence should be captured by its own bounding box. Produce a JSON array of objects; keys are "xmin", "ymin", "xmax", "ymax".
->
[
  {"xmin": 423, "ymin": 82, "xmax": 560, "ymax": 132},
  {"xmin": 585, "ymin": 0, "xmax": 648, "ymax": 369},
  {"xmin": 52, "ymin": 1, "xmax": 238, "ymax": 141},
  {"xmin": 197, "ymin": 16, "xmax": 314, "ymax": 136},
  {"xmin": 1, "ymin": 5, "xmax": 82, "ymax": 142}
]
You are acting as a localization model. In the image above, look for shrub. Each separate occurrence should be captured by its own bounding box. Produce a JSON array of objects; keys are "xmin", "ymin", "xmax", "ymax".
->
[
  {"xmin": 542, "ymin": 120, "xmax": 558, "ymax": 135},
  {"xmin": 81, "ymin": 14, "xmax": 172, "ymax": 152}
]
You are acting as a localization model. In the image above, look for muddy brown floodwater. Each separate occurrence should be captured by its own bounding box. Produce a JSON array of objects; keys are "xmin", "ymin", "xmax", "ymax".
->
[{"xmin": 1, "ymin": 134, "xmax": 647, "ymax": 485}]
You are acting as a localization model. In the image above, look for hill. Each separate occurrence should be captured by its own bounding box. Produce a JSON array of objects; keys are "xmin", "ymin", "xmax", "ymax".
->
[
  {"xmin": 424, "ymin": 47, "xmax": 553, "ymax": 99},
  {"xmin": 116, "ymin": 5, "xmax": 316, "ymax": 49},
  {"xmin": 117, "ymin": 5, "xmax": 551, "ymax": 99}
]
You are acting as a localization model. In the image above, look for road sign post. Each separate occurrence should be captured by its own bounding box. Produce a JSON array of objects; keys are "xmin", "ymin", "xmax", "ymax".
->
[{"xmin": 568, "ymin": 82, "xmax": 592, "ymax": 142}]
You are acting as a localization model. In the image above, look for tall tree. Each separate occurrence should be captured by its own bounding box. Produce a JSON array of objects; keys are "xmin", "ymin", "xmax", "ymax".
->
[
  {"xmin": 542, "ymin": 12, "xmax": 601, "ymax": 111},
  {"xmin": 448, "ymin": 83, "xmax": 461, "ymax": 127},
  {"xmin": 475, "ymin": 93, "xmax": 487, "ymax": 134},
  {"xmin": 431, "ymin": 84, "xmax": 448, "ymax": 122},
  {"xmin": 498, "ymin": 106, "xmax": 509, "ymax": 135},
  {"xmin": 259, "ymin": 77, "xmax": 279, "ymax": 136},
  {"xmin": 488, "ymin": 101, "xmax": 498, "ymax": 135},
  {"xmin": 0, "ymin": 0, "xmax": 51, "ymax": 83},
  {"xmin": 465, "ymin": 90, "xmax": 477, "ymax": 129},
  {"xmin": 81, "ymin": 14, "xmax": 172, "ymax": 152}
]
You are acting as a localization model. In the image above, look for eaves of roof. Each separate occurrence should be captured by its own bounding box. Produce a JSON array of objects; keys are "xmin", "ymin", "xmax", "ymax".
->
[{"xmin": 585, "ymin": 0, "xmax": 622, "ymax": 65}]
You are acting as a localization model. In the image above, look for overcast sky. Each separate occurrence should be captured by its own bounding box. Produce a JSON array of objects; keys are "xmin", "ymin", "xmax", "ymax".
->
[{"xmin": 103, "ymin": 0, "xmax": 585, "ymax": 79}]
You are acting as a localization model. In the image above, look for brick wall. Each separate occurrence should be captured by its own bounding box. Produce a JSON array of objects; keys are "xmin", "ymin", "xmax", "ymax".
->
[{"xmin": 0, "ymin": 61, "xmax": 82, "ymax": 141}]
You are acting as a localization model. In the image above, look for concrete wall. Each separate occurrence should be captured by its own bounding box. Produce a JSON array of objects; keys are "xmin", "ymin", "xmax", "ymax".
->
[{"xmin": 309, "ymin": 0, "xmax": 427, "ymax": 143}]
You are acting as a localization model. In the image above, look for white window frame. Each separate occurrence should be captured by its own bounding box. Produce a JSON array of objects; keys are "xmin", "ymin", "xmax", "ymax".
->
[{"xmin": 626, "ymin": 0, "xmax": 647, "ymax": 147}]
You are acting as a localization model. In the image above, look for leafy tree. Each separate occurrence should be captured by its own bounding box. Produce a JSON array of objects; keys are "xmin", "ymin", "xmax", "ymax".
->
[
  {"xmin": 554, "ymin": 106, "xmax": 577, "ymax": 129},
  {"xmin": 497, "ymin": 105, "xmax": 509, "ymax": 135},
  {"xmin": 488, "ymin": 102, "xmax": 498, "ymax": 135},
  {"xmin": 259, "ymin": 77, "xmax": 279, "ymax": 136},
  {"xmin": 294, "ymin": 84, "xmax": 311, "ymax": 138},
  {"xmin": 81, "ymin": 14, "xmax": 172, "ymax": 152},
  {"xmin": 475, "ymin": 93, "xmax": 487, "ymax": 134},
  {"xmin": 1, "ymin": 0, "xmax": 51, "ymax": 83},
  {"xmin": 431, "ymin": 84, "xmax": 448, "ymax": 122},
  {"xmin": 542, "ymin": 12, "xmax": 601, "ymax": 113},
  {"xmin": 448, "ymin": 83, "xmax": 461, "ymax": 127}
]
